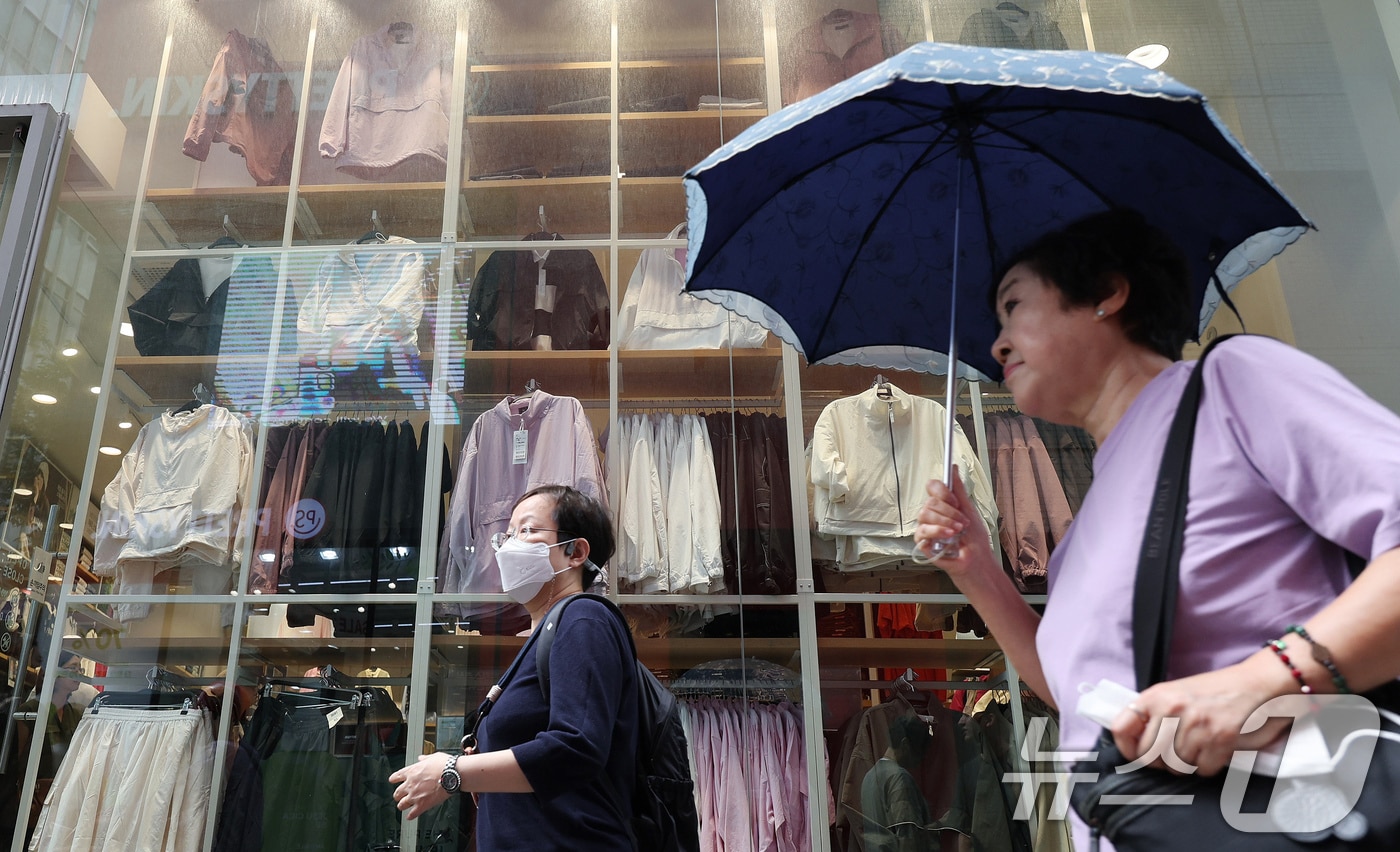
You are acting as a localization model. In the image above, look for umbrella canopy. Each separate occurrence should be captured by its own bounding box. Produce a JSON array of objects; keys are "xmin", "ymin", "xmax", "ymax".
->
[{"xmin": 683, "ymin": 42, "xmax": 1312, "ymax": 382}]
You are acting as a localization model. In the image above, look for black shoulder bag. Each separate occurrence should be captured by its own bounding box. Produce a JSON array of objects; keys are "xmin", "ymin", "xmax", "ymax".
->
[{"xmin": 1069, "ymin": 335, "xmax": 1400, "ymax": 850}]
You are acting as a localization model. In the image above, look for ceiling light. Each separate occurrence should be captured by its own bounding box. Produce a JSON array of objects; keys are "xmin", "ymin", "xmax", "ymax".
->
[
  {"xmin": 90, "ymin": 386, "xmax": 102, "ymax": 394},
  {"xmin": 6, "ymin": 553, "xmax": 21, "ymax": 560},
  {"xmin": 1127, "ymin": 43, "xmax": 1169, "ymax": 69},
  {"xmin": 98, "ymin": 446, "xmax": 122, "ymax": 455},
  {"xmin": 12, "ymin": 487, "xmax": 32, "ymax": 497},
  {"xmin": 61, "ymin": 347, "xmax": 78, "ymax": 357},
  {"xmin": 120, "ymin": 322, "xmax": 134, "ymax": 337},
  {"xmin": 31, "ymin": 393, "xmax": 57, "ymax": 405},
  {"xmin": 259, "ymin": 552, "xmax": 276, "ymax": 563},
  {"xmin": 58, "ymin": 522, "xmax": 73, "ymax": 530},
  {"xmin": 118, "ymin": 421, "xmax": 133, "ymax": 429}
]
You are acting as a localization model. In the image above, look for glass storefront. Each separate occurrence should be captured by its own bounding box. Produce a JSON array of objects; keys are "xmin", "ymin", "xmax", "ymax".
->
[{"xmin": 1, "ymin": 1, "xmax": 1399, "ymax": 850}]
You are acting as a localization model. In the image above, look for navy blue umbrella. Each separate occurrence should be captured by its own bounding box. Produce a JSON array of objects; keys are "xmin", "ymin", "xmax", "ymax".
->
[
  {"xmin": 683, "ymin": 42, "xmax": 1310, "ymax": 557},
  {"xmin": 683, "ymin": 42, "xmax": 1311, "ymax": 385}
]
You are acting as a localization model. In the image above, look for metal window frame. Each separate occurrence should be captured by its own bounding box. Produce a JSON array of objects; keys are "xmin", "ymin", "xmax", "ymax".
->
[{"xmin": 0, "ymin": 103, "xmax": 66, "ymax": 415}]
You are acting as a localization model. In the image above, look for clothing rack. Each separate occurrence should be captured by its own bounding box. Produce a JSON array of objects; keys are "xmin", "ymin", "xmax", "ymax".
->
[{"xmin": 614, "ymin": 396, "xmax": 784, "ymax": 410}]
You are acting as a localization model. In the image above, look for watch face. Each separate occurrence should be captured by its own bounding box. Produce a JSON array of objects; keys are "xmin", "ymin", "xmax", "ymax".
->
[{"xmin": 441, "ymin": 760, "xmax": 462, "ymax": 793}]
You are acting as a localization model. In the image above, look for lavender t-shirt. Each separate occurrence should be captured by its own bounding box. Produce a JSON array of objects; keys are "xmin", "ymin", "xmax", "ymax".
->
[{"xmin": 1037, "ymin": 337, "xmax": 1400, "ymax": 844}]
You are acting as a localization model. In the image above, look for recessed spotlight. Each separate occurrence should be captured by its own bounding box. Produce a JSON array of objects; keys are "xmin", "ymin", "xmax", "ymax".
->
[
  {"xmin": 98, "ymin": 446, "xmax": 122, "ymax": 455},
  {"xmin": 118, "ymin": 421, "xmax": 133, "ymax": 429},
  {"xmin": 1127, "ymin": 43, "xmax": 1169, "ymax": 69},
  {"xmin": 120, "ymin": 322, "xmax": 134, "ymax": 337},
  {"xmin": 12, "ymin": 487, "xmax": 33, "ymax": 497},
  {"xmin": 61, "ymin": 347, "xmax": 79, "ymax": 357},
  {"xmin": 357, "ymin": 606, "xmax": 366, "ymax": 613},
  {"xmin": 89, "ymin": 386, "xmax": 102, "ymax": 394},
  {"xmin": 58, "ymin": 522, "xmax": 73, "ymax": 530},
  {"xmin": 31, "ymin": 393, "xmax": 57, "ymax": 405}
]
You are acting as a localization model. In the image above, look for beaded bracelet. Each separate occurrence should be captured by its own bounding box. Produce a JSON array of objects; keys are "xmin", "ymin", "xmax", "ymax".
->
[
  {"xmin": 1285, "ymin": 624, "xmax": 1352, "ymax": 694},
  {"xmin": 1264, "ymin": 639, "xmax": 1312, "ymax": 694}
]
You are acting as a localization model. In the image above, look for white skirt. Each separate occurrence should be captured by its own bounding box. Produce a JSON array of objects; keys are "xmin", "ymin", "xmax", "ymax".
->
[{"xmin": 29, "ymin": 706, "xmax": 214, "ymax": 852}]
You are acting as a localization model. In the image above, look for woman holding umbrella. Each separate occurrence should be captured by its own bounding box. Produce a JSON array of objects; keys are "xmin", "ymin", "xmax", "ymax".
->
[{"xmin": 914, "ymin": 208, "xmax": 1400, "ymax": 844}]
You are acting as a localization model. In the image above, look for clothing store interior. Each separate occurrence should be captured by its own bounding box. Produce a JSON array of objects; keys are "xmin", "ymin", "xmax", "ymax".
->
[{"xmin": 1, "ymin": 0, "xmax": 1397, "ymax": 850}]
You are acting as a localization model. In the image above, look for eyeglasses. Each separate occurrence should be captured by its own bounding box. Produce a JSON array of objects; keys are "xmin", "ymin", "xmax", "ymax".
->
[{"xmin": 490, "ymin": 526, "xmax": 564, "ymax": 551}]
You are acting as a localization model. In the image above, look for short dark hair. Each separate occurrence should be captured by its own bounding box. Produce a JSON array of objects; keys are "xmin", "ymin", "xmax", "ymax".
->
[
  {"xmin": 993, "ymin": 208, "xmax": 1195, "ymax": 360},
  {"xmin": 514, "ymin": 484, "xmax": 614, "ymax": 586}
]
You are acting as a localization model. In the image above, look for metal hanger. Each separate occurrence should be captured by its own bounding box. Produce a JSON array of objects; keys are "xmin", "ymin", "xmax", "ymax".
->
[{"xmin": 172, "ymin": 382, "xmax": 211, "ymax": 415}]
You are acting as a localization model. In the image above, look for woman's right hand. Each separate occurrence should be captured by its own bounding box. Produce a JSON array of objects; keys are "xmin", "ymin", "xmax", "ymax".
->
[{"xmin": 914, "ymin": 465, "xmax": 996, "ymax": 579}]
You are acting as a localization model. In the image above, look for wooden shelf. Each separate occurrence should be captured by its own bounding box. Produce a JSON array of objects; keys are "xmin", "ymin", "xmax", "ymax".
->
[
  {"xmin": 455, "ymin": 348, "xmax": 783, "ymax": 401},
  {"xmin": 619, "ymin": 57, "xmax": 764, "ymax": 69},
  {"xmin": 115, "ymin": 354, "xmax": 439, "ymax": 407},
  {"xmin": 470, "ymin": 61, "xmax": 612, "ymax": 73},
  {"xmin": 618, "ymin": 348, "xmax": 783, "ymax": 399},
  {"xmin": 462, "ymin": 178, "xmax": 611, "ymax": 237},
  {"xmin": 619, "ymin": 109, "xmax": 765, "ymax": 121},
  {"xmin": 468, "ymin": 113, "xmax": 611, "ymax": 124}
]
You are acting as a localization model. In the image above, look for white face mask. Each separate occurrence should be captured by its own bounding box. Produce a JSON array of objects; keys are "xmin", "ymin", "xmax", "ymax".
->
[{"xmin": 495, "ymin": 536, "xmax": 577, "ymax": 604}]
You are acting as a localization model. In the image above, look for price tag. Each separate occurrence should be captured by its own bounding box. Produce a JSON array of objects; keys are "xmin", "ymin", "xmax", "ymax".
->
[
  {"xmin": 326, "ymin": 707, "xmax": 343, "ymax": 728},
  {"xmin": 512, "ymin": 430, "xmax": 528, "ymax": 465}
]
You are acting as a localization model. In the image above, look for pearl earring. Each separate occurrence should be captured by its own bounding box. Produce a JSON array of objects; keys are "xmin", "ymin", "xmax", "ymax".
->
[{"xmin": 1095, "ymin": 308, "xmax": 1106, "ymax": 318}]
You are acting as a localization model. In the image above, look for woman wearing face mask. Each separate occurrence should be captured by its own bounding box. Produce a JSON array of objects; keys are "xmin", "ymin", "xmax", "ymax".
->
[{"xmin": 389, "ymin": 484, "xmax": 638, "ymax": 851}]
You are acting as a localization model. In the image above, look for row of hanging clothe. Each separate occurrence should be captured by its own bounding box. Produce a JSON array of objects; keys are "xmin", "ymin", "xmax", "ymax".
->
[
  {"xmin": 260, "ymin": 418, "xmax": 448, "ymax": 637},
  {"xmin": 215, "ymin": 683, "xmax": 406, "ymax": 852},
  {"xmin": 679, "ymin": 699, "xmax": 824, "ymax": 852},
  {"xmin": 610, "ymin": 413, "xmax": 724, "ymax": 595},
  {"xmin": 975, "ymin": 412, "xmax": 1095, "ymax": 594},
  {"xmin": 831, "ymin": 699, "xmax": 1037, "ymax": 852}
]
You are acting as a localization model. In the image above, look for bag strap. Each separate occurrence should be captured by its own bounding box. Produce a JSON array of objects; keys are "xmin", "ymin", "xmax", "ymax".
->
[
  {"xmin": 536, "ymin": 593, "xmax": 638, "ymax": 701},
  {"xmin": 1131, "ymin": 334, "xmax": 1238, "ymax": 690},
  {"xmin": 460, "ymin": 614, "xmax": 546, "ymax": 750}
]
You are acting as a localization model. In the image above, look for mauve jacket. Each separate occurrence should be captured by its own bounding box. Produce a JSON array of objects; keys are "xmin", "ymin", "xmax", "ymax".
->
[
  {"xmin": 319, "ymin": 23, "xmax": 451, "ymax": 179},
  {"xmin": 184, "ymin": 30, "xmax": 297, "ymax": 185}
]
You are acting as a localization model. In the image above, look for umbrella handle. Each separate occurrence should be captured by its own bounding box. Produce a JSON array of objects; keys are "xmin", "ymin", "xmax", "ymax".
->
[{"xmin": 911, "ymin": 533, "xmax": 961, "ymax": 564}]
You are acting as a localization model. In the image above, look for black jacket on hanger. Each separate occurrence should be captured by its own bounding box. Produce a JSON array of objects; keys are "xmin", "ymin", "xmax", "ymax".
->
[{"xmin": 466, "ymin": 232, "xmax": 609, "ymax": 351}]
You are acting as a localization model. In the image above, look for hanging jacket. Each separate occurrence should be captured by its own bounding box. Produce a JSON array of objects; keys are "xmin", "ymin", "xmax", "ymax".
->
[
  {"xmin": 437, "ymin": 391, "xmax": 606, "ymax": 627},
  {"xmin": 467, "ymin": 233, "xmax": 609, "ymax": 351},
  {"xmin": 184, "ymin": 29, "xmax": 297, "ymax": 185},
  {"xmin": 319, "ymin": 23, "xmax": 452, "ymax": 179},
  {"xmin": 810, "ymin": 384, "xmax": 998, "ymax": 546},
  {"xmin": 617, "ymin": 223, "xmax": 769, "ymax": 349},
  {"xmin": 93, "ymin": 405, "xmax": 255, "ymax": 619},
  {"xmin": 297, "ymin": 237, "xmax": 427, "ymax": 366}
]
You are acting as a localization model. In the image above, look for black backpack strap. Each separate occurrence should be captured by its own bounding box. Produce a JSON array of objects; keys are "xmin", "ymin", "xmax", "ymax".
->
[
  {"xmin": 1132, "ymin": 334, "xmax": 1238, "ymax": 690},
  {"xmin": 536, "ymin": 593, "xmax": 637, "ymax": 701}
]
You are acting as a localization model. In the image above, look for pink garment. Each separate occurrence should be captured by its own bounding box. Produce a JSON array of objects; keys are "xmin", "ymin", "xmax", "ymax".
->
[
  {"xmin": 184, "ymin": 30, "xmax": 297, "ymax": 185},
  {"xmin": 319, "ymin": 23, "xmax": 452, "ymax": 179},
  {"xmin": 1016, "ymin": 415, "xmax": 1072, "ymax": 549},
  {"xmin": 781, "ymin": 11, "xmax": 906, "ymax": 105}
]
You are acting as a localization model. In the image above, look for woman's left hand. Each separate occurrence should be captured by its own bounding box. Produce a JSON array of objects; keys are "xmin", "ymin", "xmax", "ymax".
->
[
  {"xmin": 389, "ymin": 752, "xmax": 453, "ymax": 819},
  {"xmin": 1108, "ymin": 659, "xmax": 1294, "ymax": 777}
]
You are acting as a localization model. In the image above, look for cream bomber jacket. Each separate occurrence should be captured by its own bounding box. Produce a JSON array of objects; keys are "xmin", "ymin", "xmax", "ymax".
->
[{"xmin": 810, "ymin": 383, "xmax": 998, "ymax": 550}]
